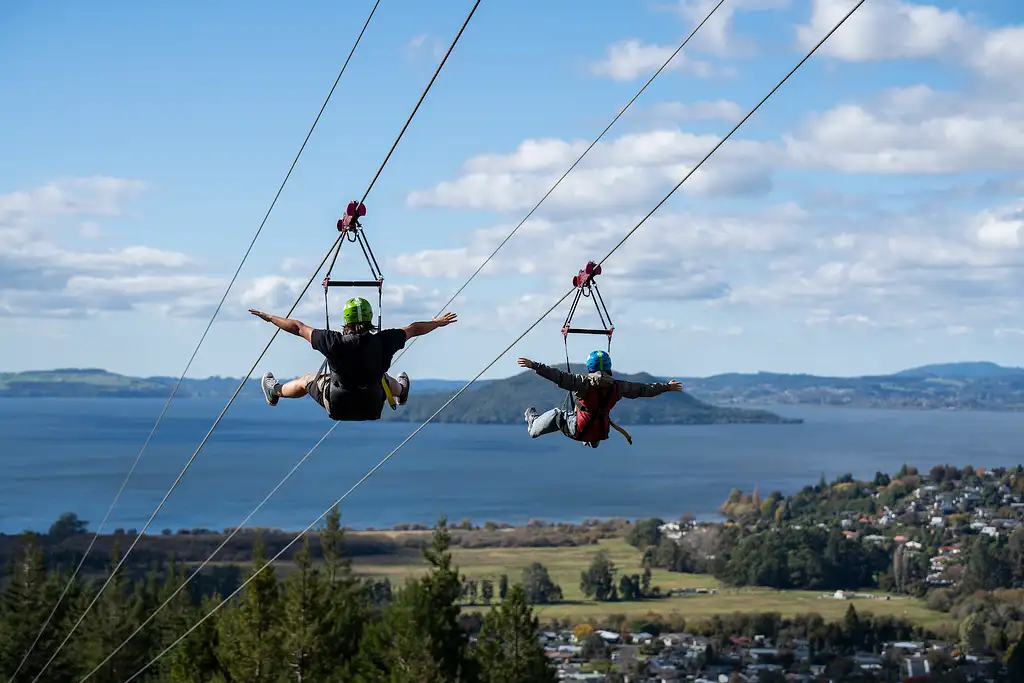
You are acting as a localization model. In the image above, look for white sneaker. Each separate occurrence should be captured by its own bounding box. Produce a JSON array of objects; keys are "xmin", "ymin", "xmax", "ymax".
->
[{"xmin": 397, "ymin": 372, "xmax": 410, "ymax": 405}]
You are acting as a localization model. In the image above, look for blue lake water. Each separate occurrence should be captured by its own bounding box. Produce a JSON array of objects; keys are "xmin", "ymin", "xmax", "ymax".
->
[{"xmin": 2, "ymin": 397, "xmax": 1023, "ymax": 534}]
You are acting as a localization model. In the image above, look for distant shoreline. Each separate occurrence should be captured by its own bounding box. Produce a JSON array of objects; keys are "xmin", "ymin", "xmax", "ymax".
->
[{"xmin": 4, "ymin": 361, "xmax": 1024, "ymax": 413}]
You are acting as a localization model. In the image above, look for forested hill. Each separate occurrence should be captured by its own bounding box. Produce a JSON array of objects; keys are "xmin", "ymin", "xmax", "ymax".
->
[
  {"xmin": 5, "ymin": 360, "xmax": 1024, "ymax": 413},
  {"xmin": 381, "ymin": 364, "xmax": 799, "ymax": 425}
]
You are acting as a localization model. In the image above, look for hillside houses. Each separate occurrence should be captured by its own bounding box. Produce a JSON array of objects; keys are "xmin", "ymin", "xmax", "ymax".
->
[{"xmin": 540, "ymin": 628, "xmax": 1000, "ymax": 682}]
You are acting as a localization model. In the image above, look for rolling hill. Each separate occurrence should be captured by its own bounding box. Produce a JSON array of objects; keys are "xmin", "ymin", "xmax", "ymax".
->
[
  {"xmin": 4, "ymin": 361, "xmax": 1024, "ymax": 413},
  {"xmin": 380, "ymin": 364, "xmax": 800, "ymax": 425}
]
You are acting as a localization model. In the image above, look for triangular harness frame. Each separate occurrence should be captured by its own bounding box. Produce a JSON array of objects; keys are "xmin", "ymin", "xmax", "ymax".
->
[
  {"xmin": 317, "ymin": 200, "xmax": 396, "ymax": 410},
  {"xmin": 559, "ymin": 261, "xmax": 631, "ymax": 446}
]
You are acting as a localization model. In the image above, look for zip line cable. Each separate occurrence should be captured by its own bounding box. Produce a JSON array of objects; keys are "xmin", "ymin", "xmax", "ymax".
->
[
  {"xmin": 27, "ymin": 3, "xmax": 481, "ymax": 681},
  {"xmin": 70, "ymin": 4, "xmax": 726, "ymax": 674},
  {"xmin": 77, "ymin": 424, "xmax": 340, "ymax": 683},
  {"xmin": 7, "ymin": 3, "xmax": 382, "ymax": 680},
  {"xmin": 118, "ymin": 4, "xmax": 864, "ymax": 681},
  {"xmin": 392, "ymin": 0, "xmax": 726, "ymax": 367}
]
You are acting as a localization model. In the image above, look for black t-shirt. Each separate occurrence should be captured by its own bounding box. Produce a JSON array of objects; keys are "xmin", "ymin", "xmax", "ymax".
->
[{"xmin": 310, "ymin": 327, "xmax": 407, "ymax": 420}]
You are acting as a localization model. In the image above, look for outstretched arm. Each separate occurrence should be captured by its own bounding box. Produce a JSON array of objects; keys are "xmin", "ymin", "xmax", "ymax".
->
[
  {"xmin": 248, "ymin": 309, "xmax": 313, "ymax": 342},
  {"xmin": 402, "ymin": 312, "xmax": 458, "ymax": 339},
  {"xmin": 517, "ymin": 358, "xmax": 588, "ymax": 393},
  {"xmin": 615, "ymin": 378, "xmax": 683, "ymax": 399}
]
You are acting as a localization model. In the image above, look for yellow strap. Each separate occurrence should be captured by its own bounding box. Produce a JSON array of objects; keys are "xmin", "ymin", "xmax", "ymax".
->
[
  {"xmin": 382, "ymin": 376, "xmax": 397, "ymax": 410},
  {"xmin": 609, "ymin": 419, "xmax": 632, "ymax": 445}
]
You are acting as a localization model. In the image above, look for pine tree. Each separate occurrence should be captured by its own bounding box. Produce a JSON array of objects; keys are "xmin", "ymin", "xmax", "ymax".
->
[
  {"xmin": 418, "ymin": 518, "xmax": 477, "ymax": 682},
  {"xmin": 216, "ymin": 535, "xmax": 285, "ymax": 683},
  {"xmin": 0, "ymin": 539, "xmax": 81, "ymax": 682},
  {"xmin": 165, "ymin": 593, "xmax": 225, "ymax": 683},
  {"xmin": 280, "ymin": 537, "xmax": 327, "ymax": 683},
  {"xmin": 79, "ymin": 543, "xmax": 151, "ymax": 683},
  {"xmin": 474, "ymin": 585, "xmax": 557, "ymax": 683},
  {"xmin": 317, "ymin": 507, "xmax": 370, "ymax": 682},
  {"xmin": 359, "ymin": 580, "xmax": 443, "ymax": 683},
  {"xmin": 498, "ymin": 574, "xmax": 508, "ymax": 601}
]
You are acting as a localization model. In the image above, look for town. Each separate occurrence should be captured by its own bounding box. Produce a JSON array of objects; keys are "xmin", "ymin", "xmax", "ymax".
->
[{"xmin": 535, "ymin": 464, "xmax": 1024, "ymax": 682}]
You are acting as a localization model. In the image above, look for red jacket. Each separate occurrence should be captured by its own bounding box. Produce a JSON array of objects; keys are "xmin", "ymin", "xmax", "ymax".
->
[{"xmin": 531, "ymin": 362, "xmax": 672, "ymax": 445}]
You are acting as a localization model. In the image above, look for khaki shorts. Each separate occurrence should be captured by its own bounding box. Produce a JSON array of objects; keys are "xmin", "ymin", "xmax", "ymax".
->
[{"xmin": 299, "ymin": 372, "xmax": 331, "ymax": 413}]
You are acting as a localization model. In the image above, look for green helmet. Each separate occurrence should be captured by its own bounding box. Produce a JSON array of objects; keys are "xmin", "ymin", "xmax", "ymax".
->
[{"xmin": 342, "ymin": 297, "xmax": 374, "ymax": 324}]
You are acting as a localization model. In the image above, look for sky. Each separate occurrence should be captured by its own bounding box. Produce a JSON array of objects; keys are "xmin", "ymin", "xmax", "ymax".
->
[{"xmin": 2, "ymin": 0, "xmax": 1023, "ymax": 382}]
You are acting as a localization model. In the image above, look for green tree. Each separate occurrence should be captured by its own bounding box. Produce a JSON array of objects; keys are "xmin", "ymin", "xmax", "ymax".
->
[
  {"xmin": 358, "ymin": 519, "xmax": 476, "ymax": 683},
  {"xmin": 0, "ymin": 540, "xmax": 81, "ymax": 682},
  {"xmin": 498, "ymin": 574, "xmax": 509, "ymax": 601},
  {"xmin": 280, "ymin": 537, "xmax": 327, "ymax": 682},
  {"xmin": 627, "ymin": 519, "xmax": 663, "ymax": 549},
  {"xmin": 520, "ymin": 564, "xmax": 562, "ymax": 605},
  {"xmin": 317, "ymin": 507, "xmax": 369, "ymax": 682},
  {"xmin": 958, "ymin": 613, "xmax": 986, "ymax": 654},
  {"xmin": 79, "ymin": 544, "xmax": 151, "ymax": 683},
  {"xmin": 47, "ymin": 512, "xmax": 88, "ymax": 542},
  {"xmin": 580, "ymin": 551, "xmax": 617, "ymax": 602},
  {"xmin": 480, "ymin": 579, "xmax": 494, "ymax": 605},
  {"xmin": 961, "ymin": 536, "xmax": 1003, "ymax": 593},
  {"xmin": 641, "ymin": 567, "xmax": 652, "ymax": 596},
  {"xmin": 216, "ymin": 535, "xmax": 285, "ymax": 683},
  {"xmin": 165, "ymin": 594, "xmax": 225, "ymax": 683},
  {"xmin": 474, "ymin": 585, "xmax": 557, "ymax": 683},
  {"xmin": 418, "ymin": 519, "xmax": 475, "ymax": 682}
]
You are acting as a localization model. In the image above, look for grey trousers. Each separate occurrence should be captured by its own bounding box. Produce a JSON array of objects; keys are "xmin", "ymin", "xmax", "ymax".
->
[{"xmin": 527, "ymin": 407, "xmax": 578, "ymax": 438}]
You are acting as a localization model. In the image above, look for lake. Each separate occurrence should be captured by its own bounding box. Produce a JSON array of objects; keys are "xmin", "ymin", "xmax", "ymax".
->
[{"xmin": 2, "ymin": 397, "xmax": 1023, "ymax": 534}]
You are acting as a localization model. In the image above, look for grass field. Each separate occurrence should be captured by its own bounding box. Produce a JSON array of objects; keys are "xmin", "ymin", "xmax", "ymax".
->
[{"xmin": 348, "ymin": 537, "xmax": 946, "ymax": 629}]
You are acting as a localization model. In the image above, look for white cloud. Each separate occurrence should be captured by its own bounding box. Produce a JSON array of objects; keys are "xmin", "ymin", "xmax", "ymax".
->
[
  {"xmin": 589, "ymin": 40, "xmax": 731, "ymax": 81},
  {"xmin": 648, "ymin": 100, "xmax": 745, "ymax": 123},
  {"xmin": 674, "ymin": 0, "xmax": 790, "ymax": 57},
  {"xmin": 782, "ymin": 84, "xmax": 1024, "ymax": 174},
  {"xmin": 795, "ymin": 0, "xmax": 974, "ymax": 62},
  {"xmin": 407, "ymin": 128, "xmax": 776, "ymax": 213},
  {"xmin": 796, "ymin": 0, "xmax": 1024, "ymax": 88}
]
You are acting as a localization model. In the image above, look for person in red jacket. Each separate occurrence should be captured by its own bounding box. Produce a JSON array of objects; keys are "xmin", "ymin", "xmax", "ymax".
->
[{"xmin": 517, "ymin": 350, "xmax": 682, "ymax": 447}]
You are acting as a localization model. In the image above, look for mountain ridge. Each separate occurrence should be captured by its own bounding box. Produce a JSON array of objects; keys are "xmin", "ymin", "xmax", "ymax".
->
[{"xmin": 3, "ymin": 361, "xmax": 1024, "ymax": 412}]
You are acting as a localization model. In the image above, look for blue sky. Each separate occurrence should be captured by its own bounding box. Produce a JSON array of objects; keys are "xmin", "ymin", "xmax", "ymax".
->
[{"xmin": 2, "ymin": 0, "xmax": 1023, "ymax": 381}]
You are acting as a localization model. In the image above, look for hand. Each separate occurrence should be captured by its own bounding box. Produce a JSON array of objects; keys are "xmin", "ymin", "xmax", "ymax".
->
[
  {"xmin": 666, "ymin": 380, "xmax": 683, "ymax": 391},
  {"xmin": 517, "ymin": 358, "xmax": 534, "ymax": 369},
  {"xmin": 249, "ymin": 309, "xmax": 272, "ymax": 322},
  {"xmin": 432, "ymin": 312, "xmax": 458, "ymax": 327}
]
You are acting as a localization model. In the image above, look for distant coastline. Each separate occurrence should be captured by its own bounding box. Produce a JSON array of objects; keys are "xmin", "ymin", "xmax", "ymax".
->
[
  {"xmin": 0, "ymin": 366, "xmax": 802, "ymax": 426},
  {"xmin": 3, "ymin": 360, "xmax": 1024, "ymax": 414}
]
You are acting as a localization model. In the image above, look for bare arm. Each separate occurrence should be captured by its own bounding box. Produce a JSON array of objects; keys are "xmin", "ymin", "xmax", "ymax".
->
[
  {"xmin": 402, "ymin": 312, "xmax": 458, "ymax": 339},
  {"xmin": 517, "ymin": 358, "xmax": 588, "ymax": 393},
  {"xmin": 248, "ymin": 309, "xmax": 313, "ymax": 343},
  {"xmin": 615, "ymin": 378, "xmax": 683, "ymax": 399}
]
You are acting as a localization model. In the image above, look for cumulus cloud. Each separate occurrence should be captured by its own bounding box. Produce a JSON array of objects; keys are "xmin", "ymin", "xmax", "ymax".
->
[
  {"xmin": 589, "ymin": 40, "xmax": 730, "ymax": 81},
  {"xmin": 795, "ymin": 0, "xmax": 974, "ymax": 62},
  {"xmin": 406, "ymin": 128, "xmax": 776, "ymax": 214},
  {"xmin": 0, "ymin": 178, "xmax": 214, "ymax": 318},
  {"xmin": 795, "ymin": 0, "xmax": 1024, "ymax": 87},
  {"xmin": 782, "ymin": 84, "xmax": 1024, "ymax": 174},
  {"xmin": 591, "ymin": 0, "xmax": 791, "ymax": 81},
  {"xmin": 674, "ymin": 0, "xmax": 791, "ymax": 57}
]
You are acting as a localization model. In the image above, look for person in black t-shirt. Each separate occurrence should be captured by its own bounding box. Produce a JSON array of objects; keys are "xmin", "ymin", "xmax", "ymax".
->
[{"xmin": 248, "ymin": 298, "xmax": 457, "ymax": 421}]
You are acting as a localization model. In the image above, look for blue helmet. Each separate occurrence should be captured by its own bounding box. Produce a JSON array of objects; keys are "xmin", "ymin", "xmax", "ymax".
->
[{"xmin": 586, "ymin": 350, "xmax": 611, "ymax": 373}]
